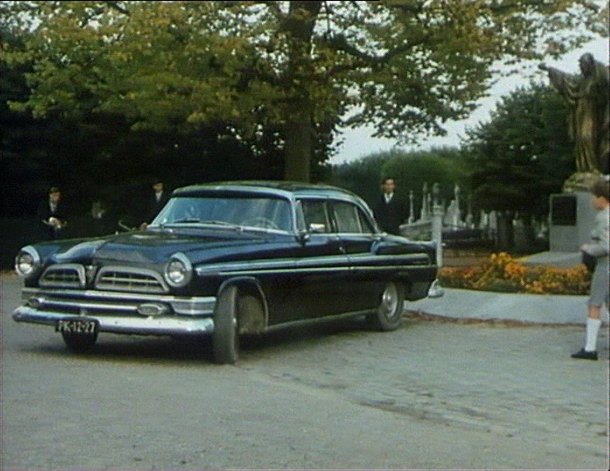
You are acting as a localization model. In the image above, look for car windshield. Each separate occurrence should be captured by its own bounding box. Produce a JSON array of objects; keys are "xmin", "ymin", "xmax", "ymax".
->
[{"xmin": 151, "ymin": 195, "xmax": 293, "ymax": 232}]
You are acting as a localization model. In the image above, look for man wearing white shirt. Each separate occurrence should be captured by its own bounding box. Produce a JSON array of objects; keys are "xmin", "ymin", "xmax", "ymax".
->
[{"xmin": 374, "ymin": 177, "xmax": 406, "ymax": 235}]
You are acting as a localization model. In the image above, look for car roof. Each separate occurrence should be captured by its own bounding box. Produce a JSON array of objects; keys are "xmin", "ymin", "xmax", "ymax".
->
[{"xmin": 173, "ymin": 180, "xmax": 362, "ymax": 202}]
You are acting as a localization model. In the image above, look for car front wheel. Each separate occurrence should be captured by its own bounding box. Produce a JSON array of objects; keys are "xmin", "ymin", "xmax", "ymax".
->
[
  {"xmin": 367, "ymin": 281, "xmax": 405, "ymax": 331},
  {"xmin": 213, "ymin": 285, "xmax": 239, "ymax": 364}
]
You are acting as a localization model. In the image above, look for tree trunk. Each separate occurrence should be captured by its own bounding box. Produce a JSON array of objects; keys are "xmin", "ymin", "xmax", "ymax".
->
[
  {"xmin": 496, "ymin": 211, "xmax": 515, "ymax": 251},
  {"xmin": 284, "ymin": 107, "xmax": 311, "ymax": 182},
  {"xmin": 281, "ymin": 1, "xmax": 321, "ymax": 182}
]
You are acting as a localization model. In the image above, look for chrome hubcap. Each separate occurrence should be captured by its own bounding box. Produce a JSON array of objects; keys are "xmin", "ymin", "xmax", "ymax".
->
[{"xmin": 380, "ymin": 283, "xmax": 399, "ymax": 319}]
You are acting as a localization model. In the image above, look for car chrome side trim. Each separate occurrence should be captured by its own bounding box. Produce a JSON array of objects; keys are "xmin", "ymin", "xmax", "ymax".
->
[
  {"xmin": 196, "ymin": 253, "xmax": 431, "ymax": 276},
  {"xmin": 219, "ymin": 265, "xmax": 427, "ymax": 277},
  {"xmin": 349, "ymin": 253, "xmax": 430, "ymax": 264}
]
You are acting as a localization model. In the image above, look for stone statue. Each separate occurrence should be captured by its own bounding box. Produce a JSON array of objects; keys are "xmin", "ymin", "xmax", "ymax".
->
[{"xmin": 539, "ymin": 53, "xmax": 609, "ymax": 182}]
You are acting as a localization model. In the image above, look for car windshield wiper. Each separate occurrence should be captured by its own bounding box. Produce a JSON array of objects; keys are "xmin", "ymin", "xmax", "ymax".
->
[
  {"xmin": 201, "ymin": 220, "xmax": 240, "ymax": 227},
  {"xmin": 168, "ymin": 219, "xmax": 243, "ymax": 230},
  {"xmin": 171, "ymin": 218, "xmax": 203, "ymax": 224}
]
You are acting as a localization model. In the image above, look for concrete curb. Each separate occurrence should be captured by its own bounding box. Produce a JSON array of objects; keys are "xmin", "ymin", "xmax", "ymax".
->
[{"xmin": 407, "ymin": 288, "xmax": 608, "ymax": 326}]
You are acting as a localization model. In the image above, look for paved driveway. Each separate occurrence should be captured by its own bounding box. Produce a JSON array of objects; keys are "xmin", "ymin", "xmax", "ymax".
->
[{"xmin": 1, "ymin": 275, "xmax": 608, "ymax": 469}]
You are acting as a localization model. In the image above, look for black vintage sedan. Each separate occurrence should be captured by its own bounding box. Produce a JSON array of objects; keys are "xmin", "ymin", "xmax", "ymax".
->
[{"xmin": 13, "ymin": 181, "xmax": 438, "ymax": 363}]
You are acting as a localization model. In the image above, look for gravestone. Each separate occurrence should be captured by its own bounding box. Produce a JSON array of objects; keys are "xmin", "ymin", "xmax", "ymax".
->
[{"xmin": 443, "ymin": 200, "xmax": 459, "ymax": 228}]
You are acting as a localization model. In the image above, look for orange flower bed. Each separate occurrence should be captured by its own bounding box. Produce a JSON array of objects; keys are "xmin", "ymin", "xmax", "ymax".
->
[{"xmin": 438, "ymin": 252, "xmax": 590, "ymax": 295}]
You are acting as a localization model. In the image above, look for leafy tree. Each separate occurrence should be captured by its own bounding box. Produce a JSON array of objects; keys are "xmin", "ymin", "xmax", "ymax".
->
[
  {"xmin": 0, "ymin": 26, "xmax": 78, "ymax": 216},
  {"xmin": 464, "ymin": 82, "xmax": 574, "ymax": 216},
  {"xmin": 0, "ymin": 17, "xmax": 285, "ymax": 219},
  {"xmin": 2, "ymin": 0, "xmax": 605, "ymax": 182}
]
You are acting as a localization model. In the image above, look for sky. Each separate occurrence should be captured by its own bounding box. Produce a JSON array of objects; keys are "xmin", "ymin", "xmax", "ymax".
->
[{"xmin": 331, "ymin": 36, "xmax": 609, "ymax": 164}]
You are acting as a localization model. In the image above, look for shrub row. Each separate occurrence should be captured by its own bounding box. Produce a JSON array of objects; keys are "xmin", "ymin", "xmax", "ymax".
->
[{"xmin": 438, "ymin": 252, "xmax": 590, "ymax": 295}]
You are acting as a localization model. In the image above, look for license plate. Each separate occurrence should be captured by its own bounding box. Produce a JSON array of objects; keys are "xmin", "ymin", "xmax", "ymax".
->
[{"xmin": 56, "ymin": 318, "xmax": 99, "ymax": 334}]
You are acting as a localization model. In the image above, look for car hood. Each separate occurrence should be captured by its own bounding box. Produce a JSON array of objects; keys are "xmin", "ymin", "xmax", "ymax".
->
[{"xmin": 50, "ymin": 229, "xmax": 272, "ymax": 266}]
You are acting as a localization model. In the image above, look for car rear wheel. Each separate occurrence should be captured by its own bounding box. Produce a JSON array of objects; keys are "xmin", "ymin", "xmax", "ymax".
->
[
  {"xmin": 213, "ymin": 285, "xmax": 240, "ymax": 364},
  {"xmin": 61, "ymin": 331, "xmax": 98, "ymax": 351},
  {"xmin": 367, "ymin": 281, "xmax": 405, "ymax": 331}
]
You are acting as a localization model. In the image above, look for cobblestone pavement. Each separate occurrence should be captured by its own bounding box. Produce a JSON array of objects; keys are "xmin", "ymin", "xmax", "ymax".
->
[{"xmin": 1, "ymin": 275, "xmax": 608, "ymax": 469}]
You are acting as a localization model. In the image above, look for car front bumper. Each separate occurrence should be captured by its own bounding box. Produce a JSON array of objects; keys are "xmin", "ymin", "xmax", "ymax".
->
[{"xmin": 13, "ymin": 288, "xmax": 216, "ymax": 336}]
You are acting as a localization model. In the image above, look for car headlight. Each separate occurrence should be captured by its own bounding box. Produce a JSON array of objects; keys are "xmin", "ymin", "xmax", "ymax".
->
[
  {"xmin": 164, "ymin": 253, "xmax": 193, "ymax": 288},
  {"xmin": 15, "ymin": 246, "xmax": 41, "ymax": 278}
]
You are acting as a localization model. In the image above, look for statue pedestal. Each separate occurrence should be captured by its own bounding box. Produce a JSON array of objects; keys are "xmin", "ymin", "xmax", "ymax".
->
[{"xmin": 549, "ymin": 191, "xmax": 596, "ymax": 252}]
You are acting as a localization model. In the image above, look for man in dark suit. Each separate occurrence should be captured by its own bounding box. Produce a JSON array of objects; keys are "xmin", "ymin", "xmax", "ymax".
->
[
  {"xmin": 374, "ymin": 177, "xmax": 406, "ymax": 235},
  {"xmin": 141, "ymin": 179, "xmax": 171, "ymax": 229},
  {"xmin": 37, "ymin": 186, "xmax": 67, "ymax": 240}
]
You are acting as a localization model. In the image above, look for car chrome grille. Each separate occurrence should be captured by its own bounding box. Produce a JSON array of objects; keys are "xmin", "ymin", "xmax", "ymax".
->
[
  {"xmin": 95, "ymin": 267, "xmax": 168, "ymax": 293},
  {"xmin": 39, "ymin": 264, "xmax": 85, "ymax": 288}
]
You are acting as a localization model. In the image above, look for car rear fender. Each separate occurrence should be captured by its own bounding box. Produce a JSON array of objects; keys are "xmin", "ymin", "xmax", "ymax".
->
[{"xmin": 217, "ymin": 277, "xmax": 269, "ymax": 334}]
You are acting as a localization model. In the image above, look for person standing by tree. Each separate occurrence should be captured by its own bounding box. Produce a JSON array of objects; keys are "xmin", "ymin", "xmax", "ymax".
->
[
  {"xmin": 374, "ymin": 177, "xmax": 406, "ymax": 235},
  {"xmin": 37, "ymin": 186, "xmax": 67, "ymax": 240},
  {"xmin": 572, "ymin": 177, "xmax": 609, "ymax": 360}
]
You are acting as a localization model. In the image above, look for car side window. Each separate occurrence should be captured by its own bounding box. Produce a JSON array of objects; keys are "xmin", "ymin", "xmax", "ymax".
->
[
  {"xmin": 300, "ymin": 199, "xmax": 331, "ymax": 233},
  {"xmin": 333, "ymin": 201, "xmax": 365, "ymax": 233},
  {"xmin": 357, "ymin": 208, "xmax": 376, "ymax": 234}
]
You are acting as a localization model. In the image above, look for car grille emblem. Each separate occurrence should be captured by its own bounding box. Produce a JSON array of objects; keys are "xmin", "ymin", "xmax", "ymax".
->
[{"xmin": 85, "ymin": 265, "xmax": 97, "ymax": 285}]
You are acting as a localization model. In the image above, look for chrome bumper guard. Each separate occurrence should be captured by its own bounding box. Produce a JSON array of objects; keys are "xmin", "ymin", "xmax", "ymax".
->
[{"xmin": 13, "ymin": 288, "xmax": 216, "ymax": 336}]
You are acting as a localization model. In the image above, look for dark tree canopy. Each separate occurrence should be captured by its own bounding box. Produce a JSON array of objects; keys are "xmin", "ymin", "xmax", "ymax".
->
[
  {"xmin": 2, "ymin": 0, "xmax": 605, "ymax": 181},
  {"xmin": 464, "ymin": 82, "xmax": 574, "ymax": 215}
]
